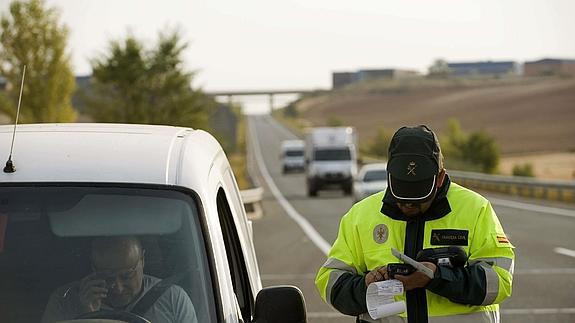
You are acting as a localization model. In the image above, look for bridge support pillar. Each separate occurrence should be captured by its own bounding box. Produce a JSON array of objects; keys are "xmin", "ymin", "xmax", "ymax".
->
[{"xmin": 268, "ymin": 94, "xmax": 274, "ymax": 113}]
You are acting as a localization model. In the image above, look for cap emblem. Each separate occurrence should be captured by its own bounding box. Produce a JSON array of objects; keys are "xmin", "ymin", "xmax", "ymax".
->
[{"xmin": 407, "ymin": 161, "xmax": 417, "ymax": 176}]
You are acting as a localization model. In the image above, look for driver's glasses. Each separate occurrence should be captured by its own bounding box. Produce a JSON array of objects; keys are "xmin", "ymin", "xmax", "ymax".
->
[{"xmin": 93, "ymin": 259, "xmax": 140, "ymax": 288}]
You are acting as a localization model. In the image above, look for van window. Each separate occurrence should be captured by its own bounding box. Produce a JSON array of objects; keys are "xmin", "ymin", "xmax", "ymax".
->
[
  {"xmin": 363, "ymin": 170, "xmax": 387, "ymax": 182},
  {"xmin": 285, "ymin": 150, "xmax": 304, "ymax": 157},
  {"xmin": 217, "ymin": 189, "xmax": 253, "ymax": 322},
  {"xmin": 314, "ymin": 148, "xmax": 352, "ymax": 161},
  {"xmin": 0, "ymin": 185, "xmax": 217, "ymax": 323}
]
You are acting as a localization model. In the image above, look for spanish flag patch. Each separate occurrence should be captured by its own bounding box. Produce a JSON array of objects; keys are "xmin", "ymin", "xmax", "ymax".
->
[
  {"xmin": 497, "ymin": 235, "xmax": 510, "ymax": 244},
  {"xmin": 493, "ymin": 233, "xmax": 514, "ymax": 248}
]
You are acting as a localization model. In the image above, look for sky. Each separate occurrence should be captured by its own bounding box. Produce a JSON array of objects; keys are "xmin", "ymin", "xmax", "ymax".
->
[{"xmin": 2, "ymin": 0, "xmax": 574, "ymax": 93}]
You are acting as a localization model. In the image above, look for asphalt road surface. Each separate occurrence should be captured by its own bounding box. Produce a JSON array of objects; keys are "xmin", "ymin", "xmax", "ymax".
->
[{"xmin": 247, "ymin": 115, "xmax": 575, "ymax": 323}]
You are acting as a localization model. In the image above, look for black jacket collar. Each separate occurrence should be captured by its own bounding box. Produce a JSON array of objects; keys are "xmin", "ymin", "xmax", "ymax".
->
[{"xmin": 380, "ymin": 174, "xmax": 452, "ymax": 221}]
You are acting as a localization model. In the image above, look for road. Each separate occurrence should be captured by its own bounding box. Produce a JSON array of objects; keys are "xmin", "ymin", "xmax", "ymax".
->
[{"xmin": 247, "ymin": 115, "xmax": 575, "ymax": 323}]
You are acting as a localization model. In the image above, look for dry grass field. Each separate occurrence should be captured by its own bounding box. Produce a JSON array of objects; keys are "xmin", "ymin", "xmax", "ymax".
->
[{"xmin": 295, "ymin": 77, "xmax": 575, "ymax": 180}]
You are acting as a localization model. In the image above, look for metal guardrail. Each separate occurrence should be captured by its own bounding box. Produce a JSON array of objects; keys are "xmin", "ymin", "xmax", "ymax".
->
[
  {"xmin": 449, "ymin": 170, "xmax": 575, "ymax": 203},
  {"xmin": 241, "ymin": 187, "xmax": 264, "ymax": 219}
]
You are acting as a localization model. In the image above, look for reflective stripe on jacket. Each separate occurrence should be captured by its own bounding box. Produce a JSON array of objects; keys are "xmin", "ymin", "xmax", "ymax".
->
[{"xmin": 315, "ymin": 178, "xmax": 515, "ymax": 323}]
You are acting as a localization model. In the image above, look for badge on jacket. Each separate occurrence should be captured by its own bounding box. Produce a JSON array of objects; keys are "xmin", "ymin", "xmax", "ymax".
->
[
  {"xmin": 373, "ymin": 224, "xmax": 389, "ymax": 244},
  {"xmin": 430, "ymin": 229, "xmax": 469, "ymax": 246}
]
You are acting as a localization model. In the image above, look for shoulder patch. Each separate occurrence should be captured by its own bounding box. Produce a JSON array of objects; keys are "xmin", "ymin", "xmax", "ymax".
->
[
  {"xmin": 373, "ymin": 224, "xmax": 389, "ymax": 244},
  {"xmin": 493, "ymin": 233, "xmax": 514, "ymax": 248}
]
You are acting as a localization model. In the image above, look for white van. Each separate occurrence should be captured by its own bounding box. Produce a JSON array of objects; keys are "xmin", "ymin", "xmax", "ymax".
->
[
  {"xmin": 280, "ymin": 139, "xmax": 305, "ymax": 173},
  {"xmin": 304, "ymin": 127, "xmax": 358, "ymax": 196},
  {"xmin": 0, "ymin": 123, "xmax": 306, "ymax": 323}
]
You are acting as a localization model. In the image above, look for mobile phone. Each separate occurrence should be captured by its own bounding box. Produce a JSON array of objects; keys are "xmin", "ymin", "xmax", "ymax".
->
[
  {"xmin": 91, "ymin": 271, "xmax": 115, "ymax": 289},
  {"xmin": 387, "ymin": 263, "xmax": 416, "ymax": 279}
]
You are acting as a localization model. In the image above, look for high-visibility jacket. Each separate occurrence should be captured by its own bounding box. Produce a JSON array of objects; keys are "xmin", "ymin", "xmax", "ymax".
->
[{"xmin": 315, "ymin": 176, "xmax": 515, "ymax": 323}]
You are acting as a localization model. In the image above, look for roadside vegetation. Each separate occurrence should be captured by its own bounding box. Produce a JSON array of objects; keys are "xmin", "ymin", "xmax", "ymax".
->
[
  {"xmin": 512, "ymin": 163, "xmax": 535, "ymax": 177},
  {"xmin": 82, "ymin": 31, "xmax": 214, "ymax": 128},
  {"xmin": 271, "ymin": 101, "xmax": 310, "ymax": 138},
  {"xmin": 0, "ymin": 0, "xmax": 251, "ymax": 188},
  {"xmin": 219, "ymin": 106, "xmax": 250, "ymax": 190},
  {"xmin": 0, "ymin": 0, "xmax": 76, "ymax": 122}
]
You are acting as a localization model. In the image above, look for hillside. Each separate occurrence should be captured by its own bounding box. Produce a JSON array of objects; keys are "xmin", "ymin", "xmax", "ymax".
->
[
  {"xmin": 291, "ymin": 77, "xmax": 575, "ymax": 180},
  {"xmin": 297, "ymin": 77, "xmax": 575, "ymax": 155}
]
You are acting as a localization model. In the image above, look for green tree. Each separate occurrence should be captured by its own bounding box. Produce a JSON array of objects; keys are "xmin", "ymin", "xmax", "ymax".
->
[
  {"xmin": 512, "ymin": 163, "xmax": 535, "ymax": 177},
  {"xmin": 441, "ymin": 118, "xmax": 467, "ymax": 159},
  {"xmin": 0, "ymin": 0, "xmax": 76, "ymax": 122},
  {"xmin": 427, "ymin": 58, "xmax": 450, "ymax": 79},
  {"xmin": 441, "ymin": 119, "xmax": 500, "ymax": 173},
  {"xmin": 84, "ymin": 31, "xmax": 213, "ymax": 128},
  {"xmin": 368, "ymin": 126, "xmax": 393, "ymax": 158},
  {"xmin": 463, "ymin": 131, "xmax": 499, "ymax": 173},
  {"xmin": 326, "ymin": 115, "xmax": 343, "ymax": 126},
  {"xmin": 283, "ymin": 101, "xmax": 299, "ymax": 118}
]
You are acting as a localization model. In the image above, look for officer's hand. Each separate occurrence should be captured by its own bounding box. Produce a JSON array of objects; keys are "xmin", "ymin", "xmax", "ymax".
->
[
  {"xmin": 78, "ymin": 273, "xmax": 109, "ymax": 313},
  {"xmin": 395, "ymin": 262, "xmax": 436, "ymax": 291},
  {"xmin": 365, "ymin": 266, "xmax": 388, "ymax": 286}
]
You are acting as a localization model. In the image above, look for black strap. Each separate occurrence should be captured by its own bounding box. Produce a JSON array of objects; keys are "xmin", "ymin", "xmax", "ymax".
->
[{"xmin": 131, "ymin": 270, "xmax": 190, "ymax": 316}]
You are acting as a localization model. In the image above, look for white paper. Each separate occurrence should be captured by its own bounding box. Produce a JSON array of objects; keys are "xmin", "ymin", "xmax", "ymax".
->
[
  {"xmin": 391, "ymin": 248, "xmax": 434, "ymax": 278},
  {"xmin": 366, "ymin": 280, "xmax": 406, "ymax": 320}
]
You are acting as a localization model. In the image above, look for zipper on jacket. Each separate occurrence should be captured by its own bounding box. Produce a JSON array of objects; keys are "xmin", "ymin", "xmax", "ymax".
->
[{"xmin": 405, "ymin": 217, "xmax": 428, "ymax": 323}]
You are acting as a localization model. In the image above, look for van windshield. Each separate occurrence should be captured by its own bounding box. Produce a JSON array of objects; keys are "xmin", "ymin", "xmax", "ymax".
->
[
  {"xmin": 285, "ymin": 150, "xmax": 304, "ymax": 157},
  {"xmin": 0, "ymin": 185, "xmax": 217, "ymax": 323},
  {"xmin": 363, "ymin": 170, "xmax": 388, "ymax": 182},
  {"xmin": 314, "ymin": 148, "xmax": 351, "ymax": 161}
]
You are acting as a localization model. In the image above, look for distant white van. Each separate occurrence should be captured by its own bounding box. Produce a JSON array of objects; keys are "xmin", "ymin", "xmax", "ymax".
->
[
  {"xmin": 280, "ymin": 139, "xmax": 305, "ymax": 174},
  {"xmin": 304, "ymin": 127, "xmax": 358, "ymax": 196},
  {"xmin": 0, "ymin": 123, "xmax": 306, "ymax": 323}
]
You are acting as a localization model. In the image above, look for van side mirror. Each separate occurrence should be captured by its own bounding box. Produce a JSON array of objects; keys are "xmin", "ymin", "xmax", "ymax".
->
[{"xmin": 251, "ymin": 285, "xmax": 307, "ymax": 323}]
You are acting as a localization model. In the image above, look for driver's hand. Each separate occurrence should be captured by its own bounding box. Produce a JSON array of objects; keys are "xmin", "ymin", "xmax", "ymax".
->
[{"xmin": 78, "ymin": 273, "xmax": 109, "ymax": 313}]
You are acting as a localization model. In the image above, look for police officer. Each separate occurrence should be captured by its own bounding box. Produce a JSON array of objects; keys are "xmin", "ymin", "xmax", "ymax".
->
[{"xmin": 315, "ymin": 125, "xmax": 514, "ymax": 323}]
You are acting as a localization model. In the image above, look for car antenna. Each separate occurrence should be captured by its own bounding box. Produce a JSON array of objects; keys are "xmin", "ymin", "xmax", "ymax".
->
[{"xmin": 3, "ymin": 65, "xmax": 26, "ymax": 173}]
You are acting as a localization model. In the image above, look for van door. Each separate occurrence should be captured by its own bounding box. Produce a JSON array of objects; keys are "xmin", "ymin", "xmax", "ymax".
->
[{"xmin": 216, "ymin": 189, "xmax": 254, "ymax": 322}]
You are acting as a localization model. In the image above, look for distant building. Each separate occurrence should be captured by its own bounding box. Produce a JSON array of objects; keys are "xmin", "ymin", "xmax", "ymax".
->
[
  {"xmin": 0, "ymin": 76, "xmax": 5, "ymax": 91},
  {"xmin": 332, "ymin": 72, "xmax": 356, "ymax": 89},
  {"xmin": 332, "ymin": 68, "xmax": 418, "ymax": 89},
  {"xmin": 524, "ymin": 58, "xmax": 575, "ymax": 77},
  {"xmin": 447, "ymin": 61, "xmax": 518, "ymax": 77}
]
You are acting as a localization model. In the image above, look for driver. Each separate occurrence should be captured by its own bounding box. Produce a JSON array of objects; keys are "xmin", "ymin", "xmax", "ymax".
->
[{"xmin": 41, "ymin": 236, "xmax": 198, "ymax": 323}]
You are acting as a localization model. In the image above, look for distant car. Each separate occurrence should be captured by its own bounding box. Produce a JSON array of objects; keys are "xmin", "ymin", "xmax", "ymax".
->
[
  {"xmin": 280, "ymin": 139, "xmax": 305, "ymax": 173},
  {"xmin": 353, "ymin": 163, "xmax": 388, "ymax": 202},
  {"xmin": 0, "ymin": 123, "xmax": 306, "ymax": 323}
]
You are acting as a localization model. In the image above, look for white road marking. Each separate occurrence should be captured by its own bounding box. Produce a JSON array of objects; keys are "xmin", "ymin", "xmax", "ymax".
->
[
  {"xmin": 259, "ymin": 268, "xmax": 575, "ymax": 279},
  {"xmin": 249, "ymin": 118, "xmax": 331, "ymax": 255},
  {"xmin": 305, "ymin": 308, "xmax": 575, "ymax": 318},
  {"xmin": 306, "ymin": 312, "xmax": 347, "ymax": 318},
  {"xmin": 554, "ymin": 247, "xmax": 575, "ymax": 259},
  {"xmin": 501, "ymin": 308, "xmax": 575, "ymax": 315},
  {"xmin": 490, "ymin": 197, "xmax": 575, "ymax": 218},
  {"xmin": 515, "ymin": 268, "xmax": 575, "ymax": 275}
]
